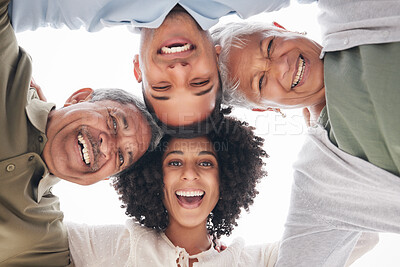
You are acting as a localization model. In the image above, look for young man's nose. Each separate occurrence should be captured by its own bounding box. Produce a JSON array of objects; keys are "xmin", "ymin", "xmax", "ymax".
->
[{"xmin": 168, "ymin": 61, "xmax": 189, "ymax": 68}]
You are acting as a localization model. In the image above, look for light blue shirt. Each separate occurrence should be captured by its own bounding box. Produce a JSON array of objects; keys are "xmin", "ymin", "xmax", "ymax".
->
[{"xmin": 9, "ymin": 0, "xmax": 289, "ymax": 33}]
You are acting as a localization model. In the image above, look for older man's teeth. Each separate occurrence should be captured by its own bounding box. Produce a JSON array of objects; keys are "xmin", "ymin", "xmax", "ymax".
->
[
  {"xmin": 176, "ymin": 190, "xmax": 204, "ymax": 197},
  {"xmin": 161, "ymin": 43, "xmax": 192, "ymax": 54},
  {"xmin": 291, "ymin": 55, "xmax": 305, "ymax": 88},
  {"xmin": 78, "ymin": 133, "xmax": 90, "ymax": 165}
]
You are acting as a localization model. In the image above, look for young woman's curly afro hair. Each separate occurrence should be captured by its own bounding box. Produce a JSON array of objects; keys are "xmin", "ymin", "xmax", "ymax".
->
[{"xmin": 114, "ymin": 116, "xmax": 267, "ymax": 239}]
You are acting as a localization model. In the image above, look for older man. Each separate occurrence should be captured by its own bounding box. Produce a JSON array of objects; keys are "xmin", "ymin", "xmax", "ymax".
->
[
  {"xmin": 8, "ymin": 0, "xmax": 289, "ymax": 131},
  {"xmin": 0, "ymin": 0, "xmax": 161, "ymax": 264}
]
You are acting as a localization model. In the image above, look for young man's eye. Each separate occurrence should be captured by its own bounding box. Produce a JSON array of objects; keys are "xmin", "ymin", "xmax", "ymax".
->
[
  {"xmin": 118, "ymin": 151, "xmax": 124, "ymax": 167},
  {"xmin": 152, "ymin": 85, "xmax": 170, "ymax": 91},
  {"xmin": 191, "ymin": 80, "xmax": 209, "ymax": 87}
]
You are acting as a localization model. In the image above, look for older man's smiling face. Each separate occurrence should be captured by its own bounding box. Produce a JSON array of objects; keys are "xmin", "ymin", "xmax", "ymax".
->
[
  {"xmin": 42, "ymin": 89, "xmax": 152, "ymax": 185},
  {"xmin": 134, "ymin": 7, "xmax": 220, "ymax": 126}
]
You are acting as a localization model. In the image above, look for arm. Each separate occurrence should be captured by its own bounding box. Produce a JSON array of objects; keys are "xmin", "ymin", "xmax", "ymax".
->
[
  {"xmin": 9, "ymin": 0, "xmax": 165, "ymax": 32},
  {"xmin": 66, "ymin": 222, "xmax": 130, "ymax": 266},
  {"xmin": 9, "ymin": 0, "xmax": 292, "ymax": 33}
]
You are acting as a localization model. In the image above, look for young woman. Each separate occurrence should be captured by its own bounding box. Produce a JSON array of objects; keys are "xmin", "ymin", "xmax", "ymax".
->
[{"xmin": 66, "ymin": 116, "xmax": 375, "ymax": 266}]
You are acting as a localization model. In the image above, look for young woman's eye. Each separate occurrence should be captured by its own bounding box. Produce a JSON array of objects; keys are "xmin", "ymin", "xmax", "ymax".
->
[
  {"xmin": 199, "ymin": 161, "xmax": 213, "ymax": 167},
  {"xmin": 168, "ymin": 161, "xmax": 182, "ymax": 167},
  {"xmin": 267, "ymin": 37, "xmax": 274, "ymax": 58},
  {"xmin": 118, "ymin": 150, "xmax": 124, "ymax": 167},
  {"xmin": 259, "ymin": 74, "xmax": 265, "ymax": 91}
]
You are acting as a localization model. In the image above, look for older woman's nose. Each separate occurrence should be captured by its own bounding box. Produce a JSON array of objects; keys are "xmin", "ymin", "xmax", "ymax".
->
[{"xmin": 271, "ymin": 54, "xmax": 289, "ymax": 80}]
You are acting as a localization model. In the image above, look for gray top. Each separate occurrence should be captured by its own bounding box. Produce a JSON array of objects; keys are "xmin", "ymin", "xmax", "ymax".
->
[
  {"xmin": 276, "ymin": 124, "xmax": 400, "ymax": 266},
  {"xmin": 316, "ymin": 0, "xmax": 400, "ymax": 56}
]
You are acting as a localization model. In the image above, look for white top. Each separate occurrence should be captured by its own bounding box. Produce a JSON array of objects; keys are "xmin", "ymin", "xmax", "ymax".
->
[
  {"xmin": 67, "ymin": 219, "xmax": 279, "ymax": 267},
  {"xmin": 275, "ymin": 124, "xmax": 400, "ymax": 266}
]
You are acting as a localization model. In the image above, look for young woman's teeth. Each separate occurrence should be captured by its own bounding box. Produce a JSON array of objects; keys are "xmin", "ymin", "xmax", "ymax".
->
[
  {"xmin": 78, "ymin": 133, "xmax": 90, "ymax": 165},
  {"xmin": 161, "ymin": 43, "xmax": 192, "ymax": 54},
  {"xmin": 176, "ymin": 190, "xmax": 204, "ymax": 197},
  {"xmin": 291, "ymin": 55, "xmax": 305, "ymax": 88}
]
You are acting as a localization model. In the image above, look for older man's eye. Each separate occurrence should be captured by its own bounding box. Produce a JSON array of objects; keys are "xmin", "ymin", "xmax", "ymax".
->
[
  {"xmin": 111, "ymin": 115, "xmax": 118, "ymax": 134},
  {"xmin": 118, "ymin": 151, "xmax": 124, "ymax": 167},
  {"xmin": 259, "ymin": 74, "xmax": 265, "ymax": 91}
]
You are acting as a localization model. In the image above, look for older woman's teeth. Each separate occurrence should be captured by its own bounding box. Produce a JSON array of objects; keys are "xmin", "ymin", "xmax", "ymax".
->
[
  {"xmin": 291, "ymin": 55, "xmax": 305, "ymax": 88},
  {"xmin": 78, "ymin": 133, "xmax": 90, "ymax": 165},
  {"xmin": 161, "ymin": 43, "xmax": 192, "ymax": 54},
  {"xmin": 176, "ymin": 190, "xmax": 204, "ymax": 197}
]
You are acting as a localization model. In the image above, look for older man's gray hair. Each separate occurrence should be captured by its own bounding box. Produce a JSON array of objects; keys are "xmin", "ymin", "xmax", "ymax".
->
[
  {"xmin": 211, "ymin": 21, "xmax": 276, "ymax": 109},
  {"xmin": 90, "ymin": 88, "xmax": 162, "ymax": 151}
]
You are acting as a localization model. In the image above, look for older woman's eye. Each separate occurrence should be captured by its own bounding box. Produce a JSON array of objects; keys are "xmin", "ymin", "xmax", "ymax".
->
[
  {"xmin": 259, "ymin": 74, "xmax": 265, "ymax": 91},
  {"xmin": 267, "ymin": 37, "xmax": 274, "ymax": 58}
]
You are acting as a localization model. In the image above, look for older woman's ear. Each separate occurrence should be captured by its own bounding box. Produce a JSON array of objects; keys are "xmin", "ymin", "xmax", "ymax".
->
[{"xmin": 215, "ymin": 45, "xmax": 221, "ymax": 59}]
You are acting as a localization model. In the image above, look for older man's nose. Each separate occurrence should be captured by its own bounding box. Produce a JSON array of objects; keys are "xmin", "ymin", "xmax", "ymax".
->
[{"xmin": 99, "ymin": 133, "xmax": 117, "ymax": 159}]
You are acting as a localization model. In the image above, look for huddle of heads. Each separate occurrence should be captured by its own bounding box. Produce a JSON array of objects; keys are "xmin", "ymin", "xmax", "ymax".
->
[{"xmin": 65, "ymin": 18, "xmax": 321, "ymax": 237}]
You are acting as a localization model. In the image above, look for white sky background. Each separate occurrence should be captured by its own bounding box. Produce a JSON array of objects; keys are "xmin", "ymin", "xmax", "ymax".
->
[{"xmin": 15, "ymin": 2, "xmax": 400, "ymax": 266}]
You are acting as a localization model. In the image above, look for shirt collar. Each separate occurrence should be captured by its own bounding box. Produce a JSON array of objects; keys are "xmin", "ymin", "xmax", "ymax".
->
[{"xmin": 25, "ymin": 87, "xmax": 55, "ymax": 134}]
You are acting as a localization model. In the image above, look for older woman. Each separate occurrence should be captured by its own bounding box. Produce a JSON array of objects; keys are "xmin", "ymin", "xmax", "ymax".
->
[
  {"xmin": 211, "ymin": 5, "xmax": 400, "ymax": 265},
  {"xmin": 65, "ymin": 116, "xmax": 375, "ymax": 266}
]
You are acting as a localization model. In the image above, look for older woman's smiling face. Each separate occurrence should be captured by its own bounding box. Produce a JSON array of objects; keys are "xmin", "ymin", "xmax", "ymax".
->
[{"xmin": 226, "ymin": 29, "xmax": 325, "ymax": 109}]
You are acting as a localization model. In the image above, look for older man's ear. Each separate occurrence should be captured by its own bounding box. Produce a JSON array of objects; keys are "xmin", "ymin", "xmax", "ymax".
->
[{"xmin": 63, "ymin": 88, "xmax": 94, "ymax": 107}]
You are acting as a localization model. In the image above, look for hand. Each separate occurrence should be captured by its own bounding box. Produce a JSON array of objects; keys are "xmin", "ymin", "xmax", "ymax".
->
[
  {"xmin": 30, "ymin": 77, "xmax": 47, "ymax": 102},
  {"xmin": 210, "ymin": 235, "xmax": 227, "ymax": 252}
]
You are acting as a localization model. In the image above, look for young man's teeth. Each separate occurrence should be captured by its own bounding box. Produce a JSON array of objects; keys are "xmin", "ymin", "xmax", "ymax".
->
[
  {"xmin": 161, "ymin": 43, "xmax": 191, "ymax": 54},
  {"xmin": 291, "ymin": 56, "xmax": 305, "ymax": 88},
  {"xmin": 176, "ymin": 190, "xmax": 204, "ymax": 197},
  {"xmin": 78, "ymin": 133, "xmax": 90, "ymax": 165}
]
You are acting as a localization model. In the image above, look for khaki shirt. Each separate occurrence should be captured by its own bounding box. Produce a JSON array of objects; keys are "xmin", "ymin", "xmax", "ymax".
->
[
  {"xmin": 321, "ymin": 44, "xmax": 400, "ymax": 176},
  {"xmin": 0, "ymin": 0, "xmax": 70, "ymax": 265}
]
